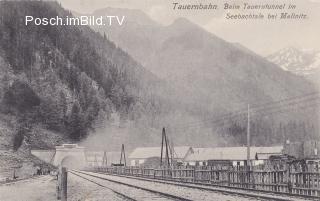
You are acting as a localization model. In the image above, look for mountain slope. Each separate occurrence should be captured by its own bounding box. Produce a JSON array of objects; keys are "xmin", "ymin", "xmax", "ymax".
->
[
  {"xmin": 91, "ymin": 8, "xmax": 317, "ymax": 112},
  {"xmin": 267, "ymin": 47, "xmax": 320, "ymax": 85},
  {"xmin": 0, "ymin": 1, "xmax": 178, "ymax": 154},
  {"xmin": 90, "ymin": 8, "xmax": 319, "ymax": 146}
]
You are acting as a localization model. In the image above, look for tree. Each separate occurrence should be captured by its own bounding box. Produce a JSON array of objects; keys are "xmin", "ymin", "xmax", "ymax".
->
[
  {"xmin": 13, "ymin": 128, "xmax": 24, "ymax": 151},
  {"xmin": 68, "ymin": 102, "xmax": 84, "ymax": 140},
  {"xmin": 3, "ymin": 80, "xmax": 40, "ymax": 112},
  {"xmin": 59, "ymin": 91, "xmax": 68, "ymax": 118},
  {"xmin": 37, "ymin": 98, "xmax": 62, "ymax": 131},
  {"xmin": 85, "ymin": 97, "xmax": 100, "ymax": 130}
]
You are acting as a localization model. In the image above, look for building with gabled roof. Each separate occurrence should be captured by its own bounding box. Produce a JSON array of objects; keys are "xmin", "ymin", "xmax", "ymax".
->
[
  {"xmin": 129, "ymin": 146, "xmax": 193, "ymax": 166},
  {"xmin": 184, "ymin": 146, "xmax": 283, "ymax": 166}
]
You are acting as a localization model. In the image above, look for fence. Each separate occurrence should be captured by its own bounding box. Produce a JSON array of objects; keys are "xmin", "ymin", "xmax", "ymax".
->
[{"xmin": 92, "ymin": 163, "xmax": 320, "ymax": 198}]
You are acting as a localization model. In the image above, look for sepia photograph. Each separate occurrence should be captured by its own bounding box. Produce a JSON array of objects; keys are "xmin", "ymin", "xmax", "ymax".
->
[{"xmin": 0, "ymin": 0, "xmax": 320, "ymax": 200}]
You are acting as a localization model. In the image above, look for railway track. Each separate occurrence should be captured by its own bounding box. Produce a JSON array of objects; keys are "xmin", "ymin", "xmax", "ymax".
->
[
  {"xmin": 102, "ymin": 174, "xmax": 305, "ymax": 201},
  {"xmin": 81, "ymin": 170, "xmax": 316, "ymax": 201},
  {"xmin": 69, "ymin": 171, "xmax": 134, "ymax": 200},
  {"xmin": 72, "ymin": 170, "xmax": 273, "ymax": 201},
  {"xmin": 69, "ymin": 170, "xmax": 192, "ymax": 201}
]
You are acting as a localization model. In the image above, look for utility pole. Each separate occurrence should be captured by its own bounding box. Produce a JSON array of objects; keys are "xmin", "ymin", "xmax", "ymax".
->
[
  {"xmin": 247, "ymin": 104, "xmax": 251, "ymax": 166},
  {"xmin": 103, "ymin": 151, "xmax": 107, "ymax": 167},
  {"xmin": 160, "ymin": 127, "xmax": 170, "ymax": 167},
  {"xmin": 94, "ymin": 154, "xmax": 98, "ymax": 167},
  {"xmin": 164, "ymin": 130, "xmax": 170, "ymax": 167},
  {"xmin": 167, "ymin": 132, "xmax": 174, "ymax": 166},
  {"xmin": 160, "ymin": 128, "xmax": 164, "ymax": 166},
  {"xmin": 120, "ymin": 144, "xmax": 126, "ymax": 166}
]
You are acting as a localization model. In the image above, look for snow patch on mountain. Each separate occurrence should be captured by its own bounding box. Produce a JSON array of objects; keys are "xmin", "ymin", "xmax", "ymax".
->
[{"xmin": 267, "ymin": 47, "xmax": 320, "ymax": 76}]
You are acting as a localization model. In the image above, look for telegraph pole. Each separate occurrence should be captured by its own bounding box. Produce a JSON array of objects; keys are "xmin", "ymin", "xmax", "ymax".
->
[
  {"xmin": 247, "ymin": 104, "xmax": 251, "ymax": 166},
  {"xmin": 160, "ymin": 127, "xmax": 170, "ymax": 167},
  {"xmin": 120, "ymin": 144, "xmax": 126, "ymax": 166},
  {"xmin": 160, "ymin": 128, "xmax": 164, "ymax": 166},
  {"xmin": 164, "ymin": 131, "xmax": 170, "ymax": 167},
  {"xmin": 103, "ymin": 151, "xmax": 107, "ymax": 167}
]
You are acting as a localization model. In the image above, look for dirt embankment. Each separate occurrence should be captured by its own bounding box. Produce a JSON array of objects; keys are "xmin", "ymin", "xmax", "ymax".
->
[{"xmin": 0, "ymin": 116, "xmax": 65, "ymax": 182}]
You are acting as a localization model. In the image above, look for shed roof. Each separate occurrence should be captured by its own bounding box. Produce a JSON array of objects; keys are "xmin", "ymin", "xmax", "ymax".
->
[
  {"xmin": 129, "ymin": 146, "xmax": 192, "ymax": 159},
  {"xmin": 256, "ymin": 152, "xmax": 283, "ymax": 160},
  {"xmin": 185, "ymin": 146, "xmax": 283, "ymax": 161},
  {"xmin": 85, "ymin": 151, "xmax": 121, "ymax": 166}
]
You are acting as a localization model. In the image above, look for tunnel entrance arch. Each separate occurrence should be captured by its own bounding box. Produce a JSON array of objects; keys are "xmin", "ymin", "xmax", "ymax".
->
[
  {"xmin": 61, "ymin": 156, "xmax": 82, "ymax": 169},
  {"xmin": 53, "ymin": 144, "xmax": 86, "ymax": 169}
]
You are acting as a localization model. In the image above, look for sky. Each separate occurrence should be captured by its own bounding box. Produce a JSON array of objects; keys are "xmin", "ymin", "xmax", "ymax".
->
[{"xmin": 57, "ymin": 0, "xmax": 320, "ymax": 56}]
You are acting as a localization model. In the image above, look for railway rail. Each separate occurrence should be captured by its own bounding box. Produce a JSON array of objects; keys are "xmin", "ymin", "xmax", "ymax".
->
[
  {"xmin": 91, "ymin": 165, "xmax": 320, "ymax": 199},
  {"xmin": 107, "ymin": 171, "xmax": 318, "ymax": 201},
  {"xmin": 73, "ymin": 170, "xmax": 308, "ymax": 201},
  {"xmin": 69, "ymin": 171, "xmax": 135, "ymax": 200},
  {"xmin": 70, "ymin": 170, "xmax": 192, "ymax": 201}
]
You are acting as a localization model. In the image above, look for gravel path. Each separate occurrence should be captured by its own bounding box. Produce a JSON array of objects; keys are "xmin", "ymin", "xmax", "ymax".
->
[
  {"xmin": 0, "ymin": 173, "xmax": 128, "ymax": 201},
  {"xmin": 0, "ymin": 175, "xmax": 56, "ymax": 201}
]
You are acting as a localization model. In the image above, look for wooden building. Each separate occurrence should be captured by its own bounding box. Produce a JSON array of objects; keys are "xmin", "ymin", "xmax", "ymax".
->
[
  {"xmin": 284, "ymin": 140, "xmax": 320, "ymax": 159},
  {"xmin": 184, "ymin": 146, "xmax": 284, "ymax": 166}
]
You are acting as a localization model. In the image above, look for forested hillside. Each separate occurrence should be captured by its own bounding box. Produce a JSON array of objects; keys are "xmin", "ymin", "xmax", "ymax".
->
[{"xmin": 0, "ymin": 1, "xmax": 173, "ymax": 152}]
